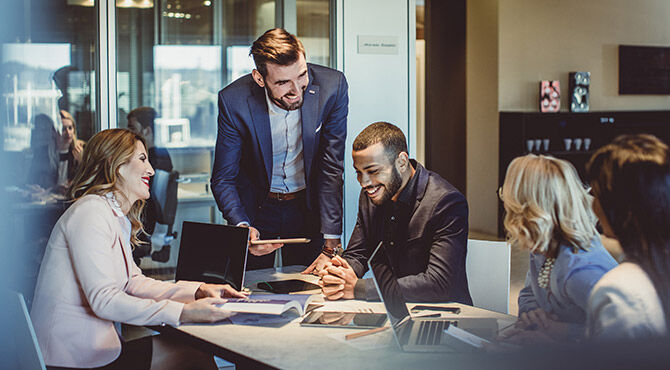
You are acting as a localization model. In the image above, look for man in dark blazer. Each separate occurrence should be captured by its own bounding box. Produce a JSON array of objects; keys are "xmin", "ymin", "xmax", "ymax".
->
[
  {"xmin": 317, "ymin": 122, "xmax": 472, "ymax": 304},
  {"xmin": 211, "ymin": 28, "xmax": 348, "ymax": 270}
]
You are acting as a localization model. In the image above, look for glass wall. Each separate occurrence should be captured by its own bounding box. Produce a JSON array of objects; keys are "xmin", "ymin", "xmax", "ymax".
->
[
  {"xmin": 0, "ymin": 0, "xmax": 334, "ymax": 294},
  {"xmin": 115, "ymin": 0, "xmax": 333, "ymax": 272},
  {"xmin": 0, "ymin": 0, "xmax": 99, "ymax": 304}
]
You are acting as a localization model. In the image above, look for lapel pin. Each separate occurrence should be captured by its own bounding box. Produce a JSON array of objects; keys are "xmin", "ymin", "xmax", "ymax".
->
[{"xmin": 309, "ymin": 90, "xmax": 315, "ymax": 94}]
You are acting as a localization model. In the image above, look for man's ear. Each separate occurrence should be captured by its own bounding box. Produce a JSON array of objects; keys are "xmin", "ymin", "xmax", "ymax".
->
[
  {"xmin": 395, "ymin": 152, "xmax": 410, "ymax": 172},
  {"xmin": 252, "ymin": 69, "xmax": 265, "ymax": 88},
  {"xmin": 143, "ymin": 126, "xmax": 153, "ymax": 140}
]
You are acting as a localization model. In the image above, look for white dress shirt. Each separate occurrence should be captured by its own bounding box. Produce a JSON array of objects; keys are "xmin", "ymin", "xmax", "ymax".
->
[{"xmin": 265, "ymin": 91, "xmax": 306, "ymax": 194}]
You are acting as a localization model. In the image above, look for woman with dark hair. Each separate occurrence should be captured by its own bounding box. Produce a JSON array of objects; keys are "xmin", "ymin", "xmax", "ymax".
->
[
  {"xmin": 31, "ymin": 129, "xmax": 246, "ymax": 369},
  {"xmin": 586, "ymin": 134, "xmax": 670, "ymax": 339}
]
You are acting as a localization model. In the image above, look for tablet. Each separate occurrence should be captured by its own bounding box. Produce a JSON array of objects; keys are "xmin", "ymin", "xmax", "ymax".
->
[
  {"xmin": 300, "ymin": 311, "xmax": 388, "ymax": 329},
  {"xmin": 256, "ymin": 279, "xmax": 321, "ymax": 294}
]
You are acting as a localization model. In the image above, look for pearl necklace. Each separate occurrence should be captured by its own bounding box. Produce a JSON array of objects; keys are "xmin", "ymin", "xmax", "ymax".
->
[
  {"xmin": 538, "ymin": 257, "xmax": 556, "ymax": 289},
  {"xmin": 105, "ymin": 192, "xmax": 122, "ymax": 211}
]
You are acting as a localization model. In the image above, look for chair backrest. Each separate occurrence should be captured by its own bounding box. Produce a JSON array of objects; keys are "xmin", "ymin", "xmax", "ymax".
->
[
  {"xmin": 150, "ymin": 169, "xmax": 179, "ymax": 226},
  {"xmin": 0, "ymin": 290, "xmax": 46, "ymax": 370},
  {"xmin": 465, "ymin": 239, "xmax": 511, "ymax": 314}
]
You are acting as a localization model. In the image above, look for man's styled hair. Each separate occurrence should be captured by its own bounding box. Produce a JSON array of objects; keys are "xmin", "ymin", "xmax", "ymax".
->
[
  {"xmin": 352, "ymin": 121, "xmax": 408, "ymax": 163},
  {"xmin": 250, "ymin": 28, "xmax": 306, "ymax": 77},
  {"xmin": 127, "ymin": 107, "xmax": 157, "ymax": 133},
  {"xmin": 501, "ymin": 154, "xmax": 598, "ymax": 255}
]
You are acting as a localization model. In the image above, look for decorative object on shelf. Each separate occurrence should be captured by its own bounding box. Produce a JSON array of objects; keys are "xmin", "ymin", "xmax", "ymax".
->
[
  {"xmin": 542, "ymin": 139, "xmax": 550, "ymax": 151},
  {"xmin": 539, "ymin": 80, "xmax": 560, "ymax": 113},
  {"xmin": 564, "ymin": 138, "xmax": 572, "ymax": 151},
  {"xmin": 569, "ymin": 72, "xmax": 590, "ymax": 112},
  {"xmin": 584, "ymin": 138, "xmax": 592, "ymax": 151},
  {"xmin": 574, "ymin": 138, "xmax": 583, "ymax": 151}
]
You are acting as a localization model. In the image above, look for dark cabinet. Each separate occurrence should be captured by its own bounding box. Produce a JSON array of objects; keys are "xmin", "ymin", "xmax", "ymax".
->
[{"xmin": 498, "ymin": 110, "xmax": 670, "ymax": 236}]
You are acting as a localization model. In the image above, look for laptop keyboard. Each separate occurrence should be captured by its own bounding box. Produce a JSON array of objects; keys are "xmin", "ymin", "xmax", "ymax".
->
[{"xmin": 416, "ymin": 320, "xmax": 449, "ymax": 345}]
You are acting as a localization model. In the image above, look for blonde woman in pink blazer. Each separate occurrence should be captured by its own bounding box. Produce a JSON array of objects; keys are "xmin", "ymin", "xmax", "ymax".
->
[{"xmin": 30, "ymin": 129, "xmax": 246, "ymax": 369}]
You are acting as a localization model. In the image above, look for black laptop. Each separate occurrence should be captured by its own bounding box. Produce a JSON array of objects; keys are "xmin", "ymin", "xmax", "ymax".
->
[{"xmin": 175, "ymin": 221, "xmax": 249, "ymax": 291}]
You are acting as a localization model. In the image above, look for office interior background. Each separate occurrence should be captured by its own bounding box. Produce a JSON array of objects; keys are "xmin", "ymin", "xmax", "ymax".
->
[{"xmin": 3, "ymin": 0, "xmax": 670, "ymax": 318}]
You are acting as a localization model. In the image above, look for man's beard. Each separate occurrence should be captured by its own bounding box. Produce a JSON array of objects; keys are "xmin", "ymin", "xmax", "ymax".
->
[
  {"xmin": 268, "ymin": 88, "xmax": 305, "ymax": 111},
  {"xmin": 371, "ymin": 166, "xmax": 403, "ymax": 206}
]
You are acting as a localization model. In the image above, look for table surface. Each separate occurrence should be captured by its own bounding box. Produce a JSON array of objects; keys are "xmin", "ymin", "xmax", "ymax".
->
[{"xmin": 158, "ymin": 266, "xmax": 517, "ymax": 370}]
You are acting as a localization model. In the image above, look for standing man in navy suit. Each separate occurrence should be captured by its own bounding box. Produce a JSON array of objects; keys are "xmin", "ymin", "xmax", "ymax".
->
[{"xmin": 211, "ymin": 28, "xmax": 348, "ymax": 270}]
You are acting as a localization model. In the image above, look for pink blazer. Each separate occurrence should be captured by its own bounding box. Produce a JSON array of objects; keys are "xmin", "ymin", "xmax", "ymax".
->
[{"xmin": 30, "ymin": 194, "xmax": 202, "ymax": 368}]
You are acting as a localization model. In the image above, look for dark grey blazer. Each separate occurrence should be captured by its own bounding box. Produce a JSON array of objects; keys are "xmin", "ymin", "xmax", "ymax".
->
[{"xmin": 344, "ymin": 161, "xmax": 473, "ymax": 304}]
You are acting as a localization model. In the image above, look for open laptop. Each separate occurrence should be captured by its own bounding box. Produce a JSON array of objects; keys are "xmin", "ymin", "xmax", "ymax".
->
[
  {"xmin": 368, "ymin": 242, "xmax": 499, "ymax": 352},
  {"xmin": 175, "ymin": 221, "xmax": 250, "ymax": 291}
]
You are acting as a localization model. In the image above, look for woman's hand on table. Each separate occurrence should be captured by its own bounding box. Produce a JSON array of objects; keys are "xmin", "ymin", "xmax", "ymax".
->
[
  {"xmin": 180, "ymin": 297, "xmax": 232, "ymax": 323},
  {"xmin": 195, "ymin": 283, "xmax": 248, "ymax": 299}
]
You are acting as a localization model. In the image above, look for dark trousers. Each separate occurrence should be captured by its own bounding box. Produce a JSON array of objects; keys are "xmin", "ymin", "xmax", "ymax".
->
[{"xmin": 246, "ymin": 196, "xmax": 322, "ymax": 270}]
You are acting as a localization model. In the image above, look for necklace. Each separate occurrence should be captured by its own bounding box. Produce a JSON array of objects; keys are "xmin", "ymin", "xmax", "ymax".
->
[
  {"xmin": 105, "ymin": 192, "xmax": 122, "ymax": 210},
  {"xmin": 538, "ymin": 257, "xmax": 556, "ymax": 289}
]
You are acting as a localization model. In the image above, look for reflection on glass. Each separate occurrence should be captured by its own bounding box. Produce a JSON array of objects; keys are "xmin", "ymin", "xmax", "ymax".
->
[
  {"xmin": 153, "ymin": 45, "xmax": 221, "ymax": 147},
  {"xmin": 297, "ymin": 0, "xmax": 331, "ymax": 66},
  {"xmin": 1, "ymin": 0, "xmax": 98, "ymax": 307},
  {"xmin": 2, "ymin": 43, "xmax": 71, "ymax": 152}
]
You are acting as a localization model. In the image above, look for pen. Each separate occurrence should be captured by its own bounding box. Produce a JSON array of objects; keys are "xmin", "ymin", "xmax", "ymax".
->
[{"xmin": 345, "ymin": 326, "xmax": 389, "ymax": 340}]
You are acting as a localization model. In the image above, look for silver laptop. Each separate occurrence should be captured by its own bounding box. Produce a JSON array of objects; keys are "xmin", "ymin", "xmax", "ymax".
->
[{"xmin": 368, "ymin": 242, "xmax": 498, "ymax": 352}]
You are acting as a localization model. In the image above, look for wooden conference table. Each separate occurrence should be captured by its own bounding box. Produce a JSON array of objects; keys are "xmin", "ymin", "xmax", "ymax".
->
[{"xmin": 154, "ymin": 266, "xmax": 516, "ymax": 370}]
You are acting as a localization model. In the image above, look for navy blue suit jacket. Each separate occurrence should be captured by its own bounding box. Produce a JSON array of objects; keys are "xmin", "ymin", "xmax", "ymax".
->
[
  {"xmin": 211, "ymin": 64, "xmax": 348, "ymax": 236},
  {"xmin": 344, "ymin": 161, "xmax": 473, "ymax": 304}
]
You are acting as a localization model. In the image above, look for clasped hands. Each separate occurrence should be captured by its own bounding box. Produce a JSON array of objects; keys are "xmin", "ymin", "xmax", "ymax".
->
[
  {"xmin": 179, "ymin": 283, "xmax": 248, "ymax": 324},
  {"xmin": 316, "ymin": 256, "xmax": 358, "ymax": 300}
]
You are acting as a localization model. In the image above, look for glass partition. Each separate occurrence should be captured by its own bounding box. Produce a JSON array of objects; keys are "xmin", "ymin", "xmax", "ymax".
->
[
  {"xmin": 0, "ymin": 0, "xmax": 99, "ymax": 305},
  {"xmin": 115, "ymin": 0, "xmax": 333, "ymax": 274}
]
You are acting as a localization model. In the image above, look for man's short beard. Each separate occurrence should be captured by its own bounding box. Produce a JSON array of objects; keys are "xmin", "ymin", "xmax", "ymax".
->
[
  {"xmin": 373, "ymin": 166, "xmax": 403, "ymax": 205},
  {"xmin": 267, "ymin": 85, "xmax": 305, "ymax": 111}
]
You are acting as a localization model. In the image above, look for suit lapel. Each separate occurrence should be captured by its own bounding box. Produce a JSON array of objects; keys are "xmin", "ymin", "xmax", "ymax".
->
[
  {"xmin": 301, "ymin": 70, "xmax": 320, "ymax": 182},
  {"xmin": 410, "ymin": 162, "xmax": 429, "ymax": 219},
  {"xmin": 248, "ymin": 86, "xmax": 273, "ymax": 185}
]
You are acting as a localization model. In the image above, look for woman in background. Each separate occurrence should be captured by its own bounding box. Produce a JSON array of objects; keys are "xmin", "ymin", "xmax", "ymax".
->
[
  {"xmin": 31, "ymin": 129, "xmax": 245, "ymax": 369},
  {"xmin": 586, "ymin": 134, "xmax": 670, "ymax": 339},
  {"xmin": 498, "ymin": 154, "xmax": 617, "ymax": 344},
  {"xmin": 26, "ymin": 110, "xmax": 85, "ymax": 194},
  {"xmin": 55, "ymin": 110, "xmax": 85, "ymax": 191}
]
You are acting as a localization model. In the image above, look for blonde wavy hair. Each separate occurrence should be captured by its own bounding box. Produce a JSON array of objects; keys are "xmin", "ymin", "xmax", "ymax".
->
[
  {"xmin": 500, "ymin": 154, "xmax": 597, "ymax": 255},
  {"xmin": 69, "ymin": 129, "xmax": 147, "ymax": 247}
]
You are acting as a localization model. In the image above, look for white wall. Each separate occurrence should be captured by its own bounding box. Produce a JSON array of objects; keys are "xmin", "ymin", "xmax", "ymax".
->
[
  {"xmin": 466, "ymin": 0, "xmax": 499, "ymax": 235},
  {"xmin": 467, "ymin": 0, "xmax": 670, "ymax": 235},
  {"xmin": 499, "ymin": 0, "xmax": 670, "ymax": 112},
  {"xmin": 337, "ymin": 0, "xmax": 415, "ymax": 244}
]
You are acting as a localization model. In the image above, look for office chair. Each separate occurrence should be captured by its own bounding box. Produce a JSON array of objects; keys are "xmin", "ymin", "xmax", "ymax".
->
[
  {"xmin": 149, "ymin": 169, "xmax": 179, "ymax": 263},
  {"xmin": 0, "ymin": 290, "xmax": 46, "ymax": 369},
  {"xmin": 465, "ymin": 239, "xmax": 511, "ymax": 314}
]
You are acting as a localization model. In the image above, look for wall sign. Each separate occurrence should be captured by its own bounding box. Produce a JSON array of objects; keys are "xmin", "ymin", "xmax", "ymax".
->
[{"xmin": 357, "ymin": 35, "xmax": 399, "ymax": 55}]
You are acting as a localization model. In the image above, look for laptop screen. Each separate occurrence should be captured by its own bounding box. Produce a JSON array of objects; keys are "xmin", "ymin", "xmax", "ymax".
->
[
  {"xmin": 368, "ymin": 242, "xmax": 411, "ymax": 326},
  {"xmin": 175, "ymin": 221, "xmax": 249, "ymax": 290}
]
